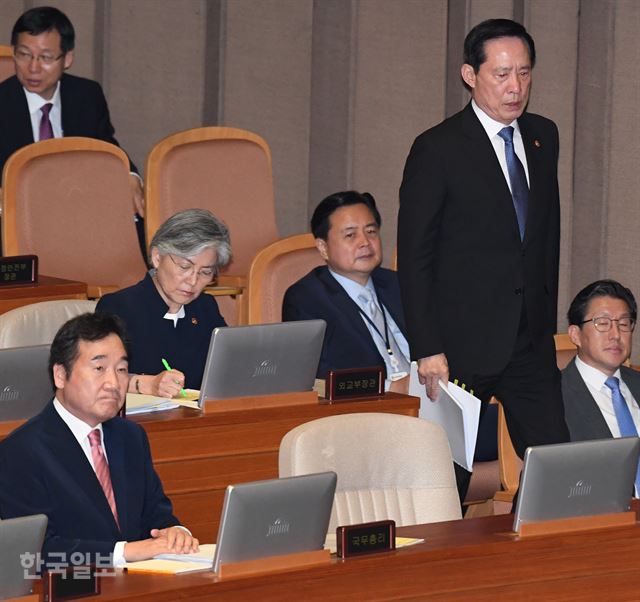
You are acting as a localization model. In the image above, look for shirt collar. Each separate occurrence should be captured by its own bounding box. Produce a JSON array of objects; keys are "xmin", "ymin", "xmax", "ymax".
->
[
  {"xmin": 574, "ymin": 355, "xmax": 622, "ymax": 392},
  {"xmin": 53, "ymin": 397, "xmax": 103, "ymax": 446},
  {"xmin": 471, "ymin": 99, "xmax": 521, "ymax": 140},
  {"xmin": 164, "ymin": 304, "xmax": 186, "ymax": 325},
  {"xmin": 328, "ymin": 269, "xmax": 376, "ymax": 308},
  {"xmin": 24, "ymin": 81, "xmax": 61, "ymax": 116}
]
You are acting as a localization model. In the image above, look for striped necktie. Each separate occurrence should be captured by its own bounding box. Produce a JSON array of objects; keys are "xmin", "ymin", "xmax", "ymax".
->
[{"xmin": 88, "ymin": 429, "xmax": 120, "ymax": 529}]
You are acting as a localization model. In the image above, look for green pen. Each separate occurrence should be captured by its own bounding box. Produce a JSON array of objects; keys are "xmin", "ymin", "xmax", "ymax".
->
[{"xmin": 161, "ymin": 358, "xmax": 186, "ymax": 397}]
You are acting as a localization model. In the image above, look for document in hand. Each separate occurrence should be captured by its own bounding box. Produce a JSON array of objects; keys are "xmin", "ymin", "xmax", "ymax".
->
[{"xmin": 408, "ymin": 363, "xmax": 480, "ymax": 471}]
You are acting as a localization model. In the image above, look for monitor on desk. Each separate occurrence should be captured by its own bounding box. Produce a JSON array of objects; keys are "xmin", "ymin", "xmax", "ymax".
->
[
  {"xmin": 513, "ymin": 437, "xmax": 640, "ymax": 532},
  {"xmin": 212, "ymin": 471, "xmax": 336, "ymax": 573},
  {"xmin": 198, "ymin": 320, "xmax": 326, "ymax": 404},
  {"xmin": 0, "ymin": 344, "xmax": 52, "ymax": 421},
  {"xmin": 0, "ymin": 514, "xmax": 47, "ymax": 600}
]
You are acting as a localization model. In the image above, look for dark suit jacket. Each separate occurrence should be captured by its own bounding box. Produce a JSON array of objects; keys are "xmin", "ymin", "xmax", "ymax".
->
[
  {"xmin": 96, "ymin": 272, "xmax": 226, "ymax": 390},
  {"xmin": 562, "ymin": 358, "xmax": 640, "ymax": 441},
  {"xmin": 0, "ymin": 73, "xmax": 136, "ymax": 179},
  {"xmin": 282, "ymin": 266, "xmax": 407, "ymax": 379},
  {"xmin": 0, "ymin": 402, "xmax": 179, "ymax": 560},
  {"xmin": 398, "ymin": 103, "xmax": 560, "ymax": 376}
]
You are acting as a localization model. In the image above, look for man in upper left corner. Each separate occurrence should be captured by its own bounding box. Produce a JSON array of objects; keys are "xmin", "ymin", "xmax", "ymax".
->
[{"xmin": 0, "ymin": 6, "xmax": 145, "ymax": 251}]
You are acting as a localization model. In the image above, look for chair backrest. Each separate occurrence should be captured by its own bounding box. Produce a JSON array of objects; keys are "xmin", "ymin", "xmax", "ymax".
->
[
  {"xmin": 246, "ymin": 233, "xmax": 324, "ymax": 324},
  {"xmin": 0, "ymin": 299, "xmax": 97, "ymax": 348},
  {"xmin": 145, "ymin": 127, "xmax": 279, "ymax": 281},
  {"xmin": 1, "ymin": 138, "xmax": 146, "ymax": 296},
  {"xmin": 0, "ymin": 45, "xmax": 14, "ymax": 84},
  {"xmin": 279, "ymin": 412, "xmax": 462, "ymax": 530},
  {"xmin": 555, "ymin": 332, "xmax": 578, "ymax": 369}
]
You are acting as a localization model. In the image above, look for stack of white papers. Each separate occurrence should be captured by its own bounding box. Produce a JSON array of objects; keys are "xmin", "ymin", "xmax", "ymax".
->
[
  {"xmin": 125, "ymin": 393, "xmax": 179, "ymax": 415},
  {"xmin": 409, "ymin": 363, "xmax": 481, "ymax": 471},
  {"xmin": 125, "ymin": 390, "xmax": 202, "ymax": 415}
]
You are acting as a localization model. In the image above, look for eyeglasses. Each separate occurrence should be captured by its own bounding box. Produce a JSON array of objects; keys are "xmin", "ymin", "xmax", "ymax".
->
[
  {"xmin": 167, "ymin": 254, "xmax": 217, "ymax": 281},
  {"xmin": 579, "ymin": 316, "xmax": 636, "ymax": 332},
  {"xmin": 14, "ymin": 49, "xmax": 64, "ymax": 66}
]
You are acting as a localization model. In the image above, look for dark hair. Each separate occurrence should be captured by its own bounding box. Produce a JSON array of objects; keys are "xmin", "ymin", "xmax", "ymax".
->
[
  {"xmin": 310, "ymin": 191, "xmax": 382, "ymax": 240},
  {"xmin": 49, "ymin": 312, "xmax": 129, "ymax": 387},
  {"xmin": 567, "ymin": 279, "xmax": 637, "ymax": 326},
  {"xmin": 463, "ymin": 18, "xmax": 535, "ymax": 72},
  {"xmin": 11, "ymin": 6, "xmax": 75, "ymax": 53}
]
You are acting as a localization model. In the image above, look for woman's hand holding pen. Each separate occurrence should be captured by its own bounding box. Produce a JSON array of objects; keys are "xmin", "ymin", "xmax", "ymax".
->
[{"xmin": 151, "ymin": 369, "xmax": 186, "ymax": 398}]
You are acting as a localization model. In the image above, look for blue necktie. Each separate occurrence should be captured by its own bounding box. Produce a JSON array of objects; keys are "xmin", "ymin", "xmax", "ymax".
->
[
  {"xmin": 605, "ymin": 376, "xmax": 640, "ymax": 494},
  {"xmin": 497, "ymin": 126, "xmax": 528, "ymax": 240}
]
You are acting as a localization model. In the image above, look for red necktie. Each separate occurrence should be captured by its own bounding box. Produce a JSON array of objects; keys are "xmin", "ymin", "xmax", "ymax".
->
[
  {"xmin": 39, "ymin": 103, "xmax": 54, "ymax": 141},
  {"xmin": 88, "ymin": 429, "xmax": 120, "ymax": 529}
]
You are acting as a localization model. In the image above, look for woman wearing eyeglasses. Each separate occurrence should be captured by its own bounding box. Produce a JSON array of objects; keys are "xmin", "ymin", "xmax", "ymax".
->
[{"xmin": 96, "ymin": 208, "xmax": 231, "ymax": 397}]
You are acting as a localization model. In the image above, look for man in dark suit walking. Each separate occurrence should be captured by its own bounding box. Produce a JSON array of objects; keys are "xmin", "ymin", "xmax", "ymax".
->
[
  {"xmin": 283, "ymin": 191, "xmax": 410, "ymax": 391},
  {"xmin": 562, "ymin": 280, "xmax": 640, "ymax": 448},
  {"xmin": 0, "ymin": 6, "xmax": 144, "ymax": 252},
  {"xmin": 398, "ymin": 19, "xmax": 569, "ymax": 495},
  {"xmin": 0, "ymin": 312, "xmax": 198, "ymax": 566}
]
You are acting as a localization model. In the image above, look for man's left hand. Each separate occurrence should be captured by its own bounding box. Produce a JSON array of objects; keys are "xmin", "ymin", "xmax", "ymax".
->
[{"xmin": 129, "ymin": 174, "xmax": 144, "ymax": 217}]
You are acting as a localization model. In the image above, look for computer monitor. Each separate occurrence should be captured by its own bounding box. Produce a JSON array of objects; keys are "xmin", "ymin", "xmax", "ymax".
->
[
  {"xmin": 513, "ymin": 437, "xmax": 640, "ymax": 532},
  {"xmin": 212, "ymin": 472, "xmax": 336, "ymax": 573},
  {"xmin": 198, "ymin": 320, "xmax": 326, "ymax": 404},
  {"xmin": 0, "ymin": 514, "xmax": 47, "ymax": 600},
  {"xmin": 0, "ymin": 345, "xmax": 52, "ymax": 421}
]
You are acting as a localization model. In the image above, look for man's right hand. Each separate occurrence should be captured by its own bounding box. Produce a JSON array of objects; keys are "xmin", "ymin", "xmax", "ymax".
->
[{"xmin": 417, "ymin": 353, "xmax": 449, "ymax": 401}]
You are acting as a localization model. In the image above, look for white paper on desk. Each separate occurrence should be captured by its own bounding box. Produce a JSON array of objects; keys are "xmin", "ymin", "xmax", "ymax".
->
[
  {"xmin": 154, "ymin": 543, "xmax": 216, "ymax": 564},
  {"xmin": 408, "ymin": 363, "xmax": 481, "ymax": 471},
  {"xmin": 125, "ymin": 393, "xmax": 180, "ymax": 415}
]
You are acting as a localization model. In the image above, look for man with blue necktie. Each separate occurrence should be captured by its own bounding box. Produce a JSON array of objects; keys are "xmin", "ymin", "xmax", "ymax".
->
[{"xmin": 562, "ymin": 279, "xmax": 640, "ymax": 496}]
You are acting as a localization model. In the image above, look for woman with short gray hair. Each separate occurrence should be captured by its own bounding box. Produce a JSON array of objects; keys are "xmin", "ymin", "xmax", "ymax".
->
[{"xmin": 97, "ymin": 209, "xmax": 232, "ymax": 397}]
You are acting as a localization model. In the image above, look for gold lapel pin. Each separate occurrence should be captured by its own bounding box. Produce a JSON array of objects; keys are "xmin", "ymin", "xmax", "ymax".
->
[
  {"xmin": 191, "ymin": 317, "xmax": 198, "ymax": 325},
  {"xmin": 534, "ymin": 139, "xmax": 541, "ymax": 148}
]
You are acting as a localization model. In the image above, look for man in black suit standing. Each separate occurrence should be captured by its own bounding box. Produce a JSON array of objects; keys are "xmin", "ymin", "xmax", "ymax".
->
[
  {"xmin": 283, "ymin": 191, "xmax": 410, "ymax": 391},
  {"xmin": 0, "ymin": 6, "xmax": 144, "ymax": 251},
  {"xmin": 562, "ymin": 280, "xmax": 640, "ymax": 447},
  {"xmin": 398, "ymin": 19, "xmax": 569, "ymax": 495}
]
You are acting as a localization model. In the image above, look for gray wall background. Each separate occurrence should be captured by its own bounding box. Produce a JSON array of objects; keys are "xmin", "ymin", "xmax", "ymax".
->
[{"xmin": 3, "ymin": 0, "xmax": 639, "ymax": 342}]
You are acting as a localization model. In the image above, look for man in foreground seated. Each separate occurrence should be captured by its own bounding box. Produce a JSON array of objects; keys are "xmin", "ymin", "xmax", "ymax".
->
[
  {"xmin": 0, "ymin": 312, "xmax": 198, "ymax": 565},
  {"xmin": 563, "ymin": 280, "xmax": 640, "ymax": 459},
  {"xmin": 283, "ymin": 190, "xmax": 410, "ymax": 390}
]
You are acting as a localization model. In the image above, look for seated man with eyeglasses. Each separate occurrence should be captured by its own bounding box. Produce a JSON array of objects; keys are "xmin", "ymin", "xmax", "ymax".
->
[
  {"xmin": 0, "ymin": 6, "xmax": 145, "ymax": 254},
  {"xmin": 96, "ymin": 209, "xmax": 231, "ymax": 397},
  {"xmin": 562, "ymin": 280, "xmax": 640, "ymax": 479}
]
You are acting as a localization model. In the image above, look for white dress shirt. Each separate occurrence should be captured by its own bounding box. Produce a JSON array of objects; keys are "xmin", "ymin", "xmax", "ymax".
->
[
  {"xmin": 329, "ymin": 270, "xmax": 410, "ymax": 390},
  {"xmin": 471, "ymin": 99, "xmax": 530, "ymax": 189},
  {"xmin": 24, "ymin": 82, "xmax": 63, "ymax": 140},
  {"xmin": 53, "ymin": 398, "xmax": 126, "ymax": 564}
]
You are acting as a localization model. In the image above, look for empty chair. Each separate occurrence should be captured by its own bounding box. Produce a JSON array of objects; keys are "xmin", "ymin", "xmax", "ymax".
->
[
  {"xmin": 280, "ymin": 412, "xmax": 461, "ymax": 530},
  {"xmin": 2, "ymin": 138, "xmax": 146, "ymax": 297},
  {"xmin": 246, "ymin": 233, "xmax": 323, "ymax": 324},
  {"xmin": 0, "ymin": 299, "xmax": 97, "ymax": 348}
]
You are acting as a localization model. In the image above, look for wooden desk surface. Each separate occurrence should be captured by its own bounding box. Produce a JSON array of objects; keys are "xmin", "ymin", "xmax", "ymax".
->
[
  {"xmin": 81, "ymin": 502, "xmax": 640, "ymax": 601},
  {"xmin": 132, "ymin": 393, "xmax": 419, "ymax": 542},
  {"xmin": 0, "ymin": 274, "xmax": 87, "ymax": 314}
]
